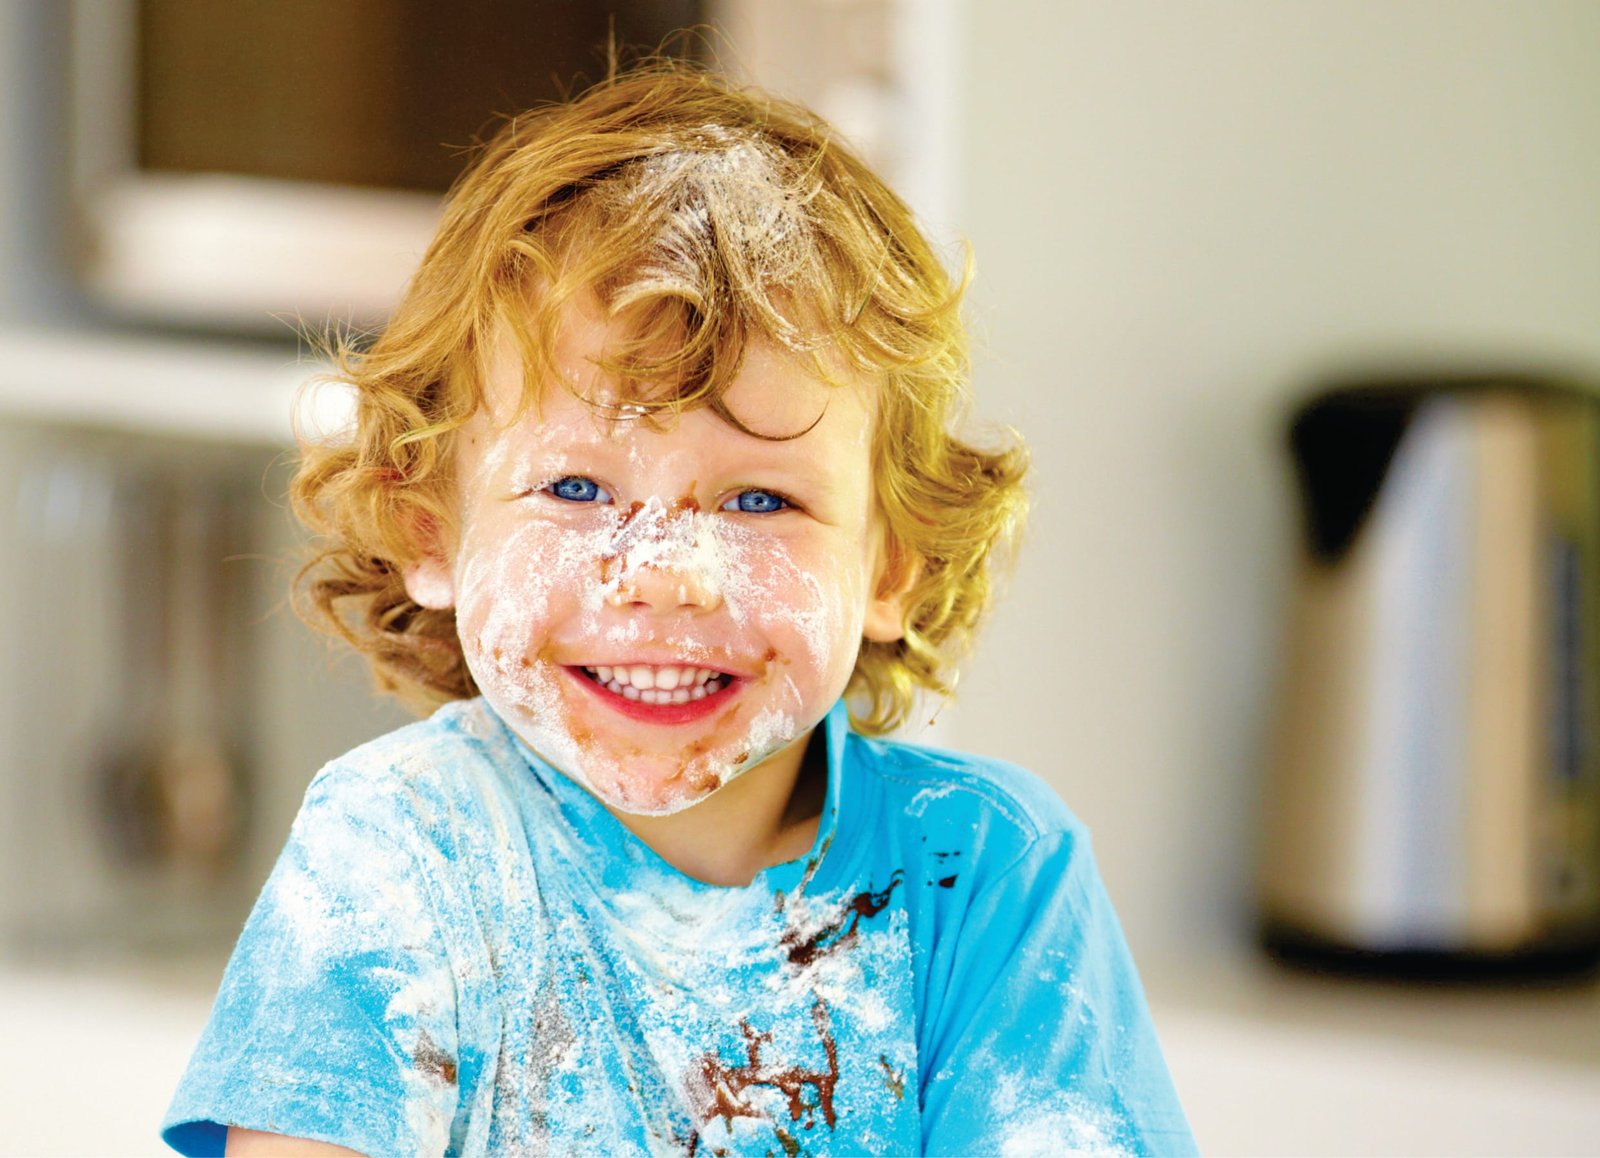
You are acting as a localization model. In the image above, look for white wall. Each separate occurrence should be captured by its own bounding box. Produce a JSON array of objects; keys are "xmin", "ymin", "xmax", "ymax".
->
[{"xmin": 949, "ymin": 0, "xmax": 1600, "ymax": 960}]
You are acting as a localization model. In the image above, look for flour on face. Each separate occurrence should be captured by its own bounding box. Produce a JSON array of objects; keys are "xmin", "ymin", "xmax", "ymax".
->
[{"xmin": 417, "ymin": 304, "xmax": 894, "ymax": 818}]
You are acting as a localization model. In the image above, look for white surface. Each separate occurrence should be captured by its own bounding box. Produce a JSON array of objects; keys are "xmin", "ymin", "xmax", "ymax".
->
[
  {"xmin": 0, "ymin": 328, "xmax": 338, "ymax": 444},
  {"xmin": 0, "ymin": 963, "xmax": 216, "ymax": 1157},
  {"xmin": 1157, "ymin": 999, "xmax": 1600, "ymax": 1157},
  {"xmin": 1, "ymin": 957, "xmax": 1597, "ymax": 1157}
]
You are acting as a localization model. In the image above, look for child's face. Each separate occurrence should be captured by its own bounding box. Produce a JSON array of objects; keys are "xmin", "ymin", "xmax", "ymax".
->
[{"xmin": 405, "ymin": 297, "xmax": 908, "ymax": 815}]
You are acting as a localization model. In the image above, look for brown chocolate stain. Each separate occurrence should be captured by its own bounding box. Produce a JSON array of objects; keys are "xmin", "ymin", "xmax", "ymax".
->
[
  {"xmin": 679, "ymin": 705, "xmax": 744, "ymax": 765},
  {"xmin": 597, "ymin": 499, "xmax": 651, "ymax": 585},
  {"xmin": 682, "ymin": 735, "xmax": 715, "ymax": 761},
  {"xmin": 540, "ymin": 640, "xmax": 597, "ymax": 756},
  {"xmin": 878, "ymin": 1054, "xmax": 906, "ymax": 1102},
  {"xmin": 412, "ymin": 1030, "xmax": 458, "ymax": 1085},
  {"xmin": 791, "ymin": 837, "xmax": 831, "ymax": 895},
  {"xmin": 687, "ymin": 767, "xmax": 723, "ymax": 794},
  {"xmin": 779, "ymin": 871, "xmax": 904, "ymax": 969},
  {"xmin": 686, "ymin": 997, "xmax": 840, "ymax": 1150}
]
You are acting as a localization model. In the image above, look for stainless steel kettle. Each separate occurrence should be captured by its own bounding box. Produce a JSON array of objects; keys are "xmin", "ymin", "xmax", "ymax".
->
[{"xmin": 1260, "ymin": 375, "xmax": 1600, "ymax": 975}]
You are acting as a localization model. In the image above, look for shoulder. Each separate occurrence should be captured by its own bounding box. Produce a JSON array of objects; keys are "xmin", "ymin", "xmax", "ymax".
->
[
  {"xmin": 288, "ymin": 698, "xmax": 527, "ymax": 874},
  {"xmin": 254, "ymin": 699, "xmax": 530, "ymax": 973},
  {"xmin": 305, "ymin": 698, "xmax": 517, "ymax": 810},
  {"xmin": 842, "ymin": 730, "xmax": 1087, "ymax": 875}
]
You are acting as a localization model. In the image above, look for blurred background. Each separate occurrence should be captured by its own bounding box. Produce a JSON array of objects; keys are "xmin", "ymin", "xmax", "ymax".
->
[{"xmin": 2, "ymin": 1, "xmax": 1599, "ymax": 1154}]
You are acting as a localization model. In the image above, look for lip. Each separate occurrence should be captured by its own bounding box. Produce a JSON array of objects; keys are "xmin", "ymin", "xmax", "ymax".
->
[{"xmin": 562, "ymin": 664, "xmax": 741, "ymax": 725}]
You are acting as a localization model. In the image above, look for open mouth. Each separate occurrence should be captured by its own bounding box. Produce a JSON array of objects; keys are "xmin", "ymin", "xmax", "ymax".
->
[{"xmin": 579, "ymin": 663, "xmax": 734, "ymax": 706}]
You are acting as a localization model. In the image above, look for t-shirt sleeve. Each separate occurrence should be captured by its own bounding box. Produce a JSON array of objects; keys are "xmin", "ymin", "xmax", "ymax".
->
[
  {"xmin": 919, "ymin": 825, "xmax": 1198, "ymax": 1157},
  {"xmin": 161, "ymin": 762, "xmax": 464, "ymax": 1157}
]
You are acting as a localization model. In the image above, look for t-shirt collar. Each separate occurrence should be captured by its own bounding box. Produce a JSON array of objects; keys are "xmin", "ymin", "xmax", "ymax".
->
[{"xmin": 490, "ymin": 698, "xmax": 850, "ymax": 898}]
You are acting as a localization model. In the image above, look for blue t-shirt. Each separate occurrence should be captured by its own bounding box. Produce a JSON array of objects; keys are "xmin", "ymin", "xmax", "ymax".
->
[{"xmin": 163, "ymin": 699, "xmax": 1195, "ymax": 1156}]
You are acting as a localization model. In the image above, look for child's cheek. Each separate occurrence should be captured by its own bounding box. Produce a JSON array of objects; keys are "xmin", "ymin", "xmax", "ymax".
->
[
  {"xmin": 454, "ymin": 515, "xmax": 605, "ymax": 699},
  {"xmin": 452, "ymin": 514, "xmax": 624, "ymax": 793},
  {"xmin": 715, "ymin": 522, "xmax": 867, "ymax": 691}
]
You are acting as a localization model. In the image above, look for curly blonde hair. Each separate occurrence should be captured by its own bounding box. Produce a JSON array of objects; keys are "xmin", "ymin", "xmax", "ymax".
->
[{"xmin": 292, "ymin": 62, "xmax": 1027, "ymax": 735}]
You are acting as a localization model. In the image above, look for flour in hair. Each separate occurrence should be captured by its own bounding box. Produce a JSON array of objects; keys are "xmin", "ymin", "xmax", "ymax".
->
[{"xmin": 599, "ymin": 136, "xmax": 826, "ymax": 345}]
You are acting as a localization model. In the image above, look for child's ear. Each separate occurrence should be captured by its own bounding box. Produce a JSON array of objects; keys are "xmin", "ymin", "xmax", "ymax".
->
[
  {"xmin": 862, "ymin": 537, "xmax": 920, "ymax": 644},
  {"xmin": 400, "ymin": 511, "xmax": 456, "ymax": 610},
  {"xmin": 403, "ymin": 555, "xmax": 456, "ymax": 610}
]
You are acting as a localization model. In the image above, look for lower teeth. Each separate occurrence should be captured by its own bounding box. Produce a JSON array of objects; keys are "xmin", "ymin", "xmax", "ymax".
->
[{"xmin": 601, "ymin": 675, "xmax": 725, "ymax": 705}]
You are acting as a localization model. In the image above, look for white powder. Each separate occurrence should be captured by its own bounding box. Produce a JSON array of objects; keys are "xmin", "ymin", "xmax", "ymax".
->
[
  {"xmin": 600, "ymin": 138, "xmax": 824, "ymax": 346},
  {"xmin": 271, "ymin": 774, "xmax": 431, "ymax": 970},
  {"xmin": 448, "ymin": 452, "xmax": 850, "ymax": 815},
  {"xmin": 594, "ymin": 496, "xmax": 728, "ymax": 613},
  {"xmin": 998, "ymin": 1102, "xmax": 1134, "ymax": 1158},
  {"xmin": 597, "ymin": 865, "xmax": 916, "ymax": 1151},
  {"xmin": 905, "ymin": 784, "xmax": 958, "ymax": 817}
]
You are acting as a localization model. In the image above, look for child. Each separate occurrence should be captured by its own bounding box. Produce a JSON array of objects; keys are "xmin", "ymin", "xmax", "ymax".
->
[{"xmin": 163, "ymin": 64, "xmax": 1195, "ymax": 1157}]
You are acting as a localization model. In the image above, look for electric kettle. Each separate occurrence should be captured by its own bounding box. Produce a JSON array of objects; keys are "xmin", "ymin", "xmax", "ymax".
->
[{"xmin": 1260, "ymin": 374, "xmax": 1600, "ymax": 975}]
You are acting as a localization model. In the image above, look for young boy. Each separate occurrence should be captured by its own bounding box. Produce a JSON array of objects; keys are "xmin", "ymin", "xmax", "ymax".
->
[{"xmin": 162, "ymin": 65, "xmax": 1196, "ymax": 1157}]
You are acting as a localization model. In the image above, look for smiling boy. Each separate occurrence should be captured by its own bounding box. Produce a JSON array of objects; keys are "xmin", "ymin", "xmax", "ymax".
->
[
  {"xmin": 162, "ymin": 65, "xmax": 1195, "ymax": 1157},
  {"xmin": 429, "ymin": 304, "xmax": 901, "ymax": 877}
]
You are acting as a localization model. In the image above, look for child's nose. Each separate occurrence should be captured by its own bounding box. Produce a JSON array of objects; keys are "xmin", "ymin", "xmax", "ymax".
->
[{"xmin": 605, "ymin": 562, "xmax": 723, "ymax": 614}]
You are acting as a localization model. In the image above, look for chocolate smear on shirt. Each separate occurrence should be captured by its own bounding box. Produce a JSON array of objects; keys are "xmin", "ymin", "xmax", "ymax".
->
[
  {"xmin": 412, "ymin": 1029, "xmax": 458, "ymax": 1085},
  {"xmin": 878, "ymin": 1054, "xmax": 906, "ymax": 1102},
  {"xmin": 779, "ymin": 871, "xmax": 904, "ymax": 969},
  {"xmin": 685, "ymin": 996, "xmax": 840, "ymax": 1149}
]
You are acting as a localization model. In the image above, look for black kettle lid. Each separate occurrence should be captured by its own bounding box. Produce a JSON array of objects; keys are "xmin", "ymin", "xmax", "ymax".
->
[{"xmin": 1288, "ymin": 372, "xmax": 1598, "ymax": 564}]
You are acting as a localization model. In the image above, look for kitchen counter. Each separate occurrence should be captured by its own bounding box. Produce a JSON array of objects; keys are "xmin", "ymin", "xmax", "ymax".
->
[
  {"xmin": 2, "ymin": 947, "xmax": 1597, "ymax": 1156},
  {"xmin": 1147, "ymin": 950, "xmax": 1600, "ymax": 1156},
  {"xmin": 0, "ymin": 953, "xmax": 221, "ymax": 1156}
]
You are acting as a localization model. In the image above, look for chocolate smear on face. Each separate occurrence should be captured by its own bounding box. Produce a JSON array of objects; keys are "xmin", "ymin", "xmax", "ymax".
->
[{"xmin": 596, "ymin": 499, "xmax": 649, "ymax": 585}]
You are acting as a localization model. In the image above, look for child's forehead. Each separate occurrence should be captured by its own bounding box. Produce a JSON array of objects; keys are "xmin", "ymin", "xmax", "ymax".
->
[{"xmin": 473, "ymin": 297, "xmax": 878, "ymax": 438}]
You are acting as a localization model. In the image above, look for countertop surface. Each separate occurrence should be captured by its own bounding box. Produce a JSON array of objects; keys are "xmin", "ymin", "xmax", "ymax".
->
[
  {"xmin": 2, "ymin": 946, "xmax": 1598, "ymax": 1157},
  {"xmin": 1143, "ymin": 948, "xmax": 1600, "ymax": 1072}
]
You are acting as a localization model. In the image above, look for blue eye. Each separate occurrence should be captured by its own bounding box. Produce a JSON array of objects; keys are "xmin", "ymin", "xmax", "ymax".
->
[
  {"xmin": 547, "ymin": 476, "xmax": 611, "ymax": 503},
  {"xmin": 722, "ymin": 489, "xmax": 789, "ymax": 514}
]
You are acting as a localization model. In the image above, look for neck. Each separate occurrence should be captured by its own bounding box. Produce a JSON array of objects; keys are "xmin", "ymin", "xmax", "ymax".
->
[{"xmin": 609, "ymin": 728, "xmax": 828, "ymax": 887}]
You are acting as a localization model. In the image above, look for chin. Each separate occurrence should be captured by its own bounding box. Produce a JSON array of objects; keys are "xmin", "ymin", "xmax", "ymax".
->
[
  {"xmin": 477, "ymin": 657, "xmax": 811, "ymax": 815},
  {"xmin": 595, "ymin": 782, "xmax": 721, "ymax": 818},
  {"xmin": 583, "ymin": 759, "xmax": 729, "ymax": 817}
]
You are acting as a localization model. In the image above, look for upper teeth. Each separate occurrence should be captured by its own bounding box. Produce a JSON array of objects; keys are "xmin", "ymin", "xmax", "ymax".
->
[
  {"xmin": 583, "ymin": 664, "xmax": 728, "ymax": 704},
  {"xmin": 590, "ymin": 664, "xmax": 720, "ymax": 690}
]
